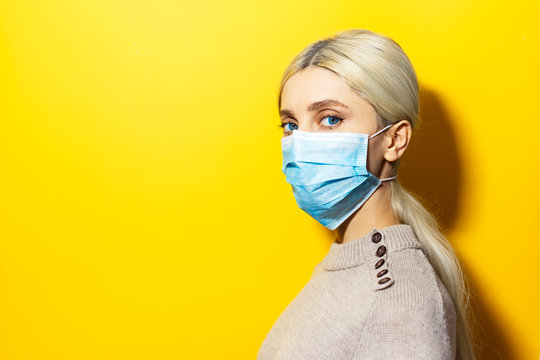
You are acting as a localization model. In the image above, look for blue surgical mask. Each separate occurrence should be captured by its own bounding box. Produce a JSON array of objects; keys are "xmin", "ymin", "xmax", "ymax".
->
[{"xmin": 281, "ymin": 124, "xmax": 397, "ymax": 230}]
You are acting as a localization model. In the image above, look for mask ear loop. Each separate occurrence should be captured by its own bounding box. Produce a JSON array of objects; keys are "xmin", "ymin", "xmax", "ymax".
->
[
  {"xmin": 368, "ymin": 123, "xmax": 394, "ymax": 139},
  {"xmin": 368, "ymin": 123, "xmax": 398, "ymax": 182}
]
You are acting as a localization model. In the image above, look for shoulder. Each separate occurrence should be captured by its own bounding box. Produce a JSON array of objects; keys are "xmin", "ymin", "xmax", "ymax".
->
[
  {"xmin": 379, "ymin": 248, "xmax": 453, "ymax": 305},
  {"xmin": 353, "ymin": 248, "xmax": 457, "ymax": 360}
]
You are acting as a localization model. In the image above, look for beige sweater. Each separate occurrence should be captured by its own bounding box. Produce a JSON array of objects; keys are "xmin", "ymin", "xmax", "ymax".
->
[{"xmin": 257, "ymin": 224, "xmax": 456, "ymax": 360}]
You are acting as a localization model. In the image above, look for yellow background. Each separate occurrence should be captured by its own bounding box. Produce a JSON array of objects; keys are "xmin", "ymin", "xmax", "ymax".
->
[{"xmin": 1, "ymin": 1, "xmax": 538, "ymax": 359}]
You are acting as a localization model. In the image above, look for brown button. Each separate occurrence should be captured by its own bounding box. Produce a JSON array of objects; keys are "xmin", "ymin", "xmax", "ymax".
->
[
  {"xmin": 377, "ymin": 269, "xmax": 388, "ymax": 277},
  {"xmin": 378, "ymin": 277, "xmax": 391, "ymax": 284},
  {"xmin": 371, "ymin": 232, "xmax": 382, "ymax": 243},
  {"xmin": 375, "ymin": 259, "xmax": 385, "ymax": 269},
  {"xmin": 376, "ymin": 245, "xmax": 387, "ymax": 257}
]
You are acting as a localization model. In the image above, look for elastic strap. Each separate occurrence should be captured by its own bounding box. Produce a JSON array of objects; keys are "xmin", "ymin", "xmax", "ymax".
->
[
  {"xmin": 369, "ymin": 123, "xmax": 393, "ymax": 139},
  {"xmin": 369, "ymin": 124, "xmax": 397, "ymax": 183},
  {"xmin": 380, "ymin": 175, "xmax": 398, "ymax": 182}
]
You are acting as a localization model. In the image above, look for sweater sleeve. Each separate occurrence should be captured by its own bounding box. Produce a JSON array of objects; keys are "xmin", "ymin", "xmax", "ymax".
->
[
  {"xmin": 351, "ymin": 250, "xmax": 457, "ymax": 360},
  {"xmin": 351, "ymin": 300, "xmax": 455, "ymax": 359}
]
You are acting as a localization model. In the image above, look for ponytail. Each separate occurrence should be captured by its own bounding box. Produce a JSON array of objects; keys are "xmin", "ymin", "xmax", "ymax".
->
[{"xmin": 389, "ymin": 181, "xmax": 479, "ymax": 360}]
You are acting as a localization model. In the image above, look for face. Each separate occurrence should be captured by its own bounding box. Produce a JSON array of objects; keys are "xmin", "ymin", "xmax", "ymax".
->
[{"xmin": 279, "ymin": 66, "xmax": 389, "ymax": 175}]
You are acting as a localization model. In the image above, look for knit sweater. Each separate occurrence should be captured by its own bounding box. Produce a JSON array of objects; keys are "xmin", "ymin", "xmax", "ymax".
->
[{"xmin": 257, "ymin": 224, "xmax": 456, "ymax": 360}]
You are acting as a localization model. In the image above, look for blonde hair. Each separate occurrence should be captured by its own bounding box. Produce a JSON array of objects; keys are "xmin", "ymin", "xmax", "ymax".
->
[{"xmin": 277, "ymin": 29, "xmax": 479, "ymax": 360}]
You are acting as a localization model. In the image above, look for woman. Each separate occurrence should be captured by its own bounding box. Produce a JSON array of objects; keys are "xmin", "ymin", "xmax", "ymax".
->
[{"xmin": 257, "ymin": 29, "xmax": 478, "ymax": 360}]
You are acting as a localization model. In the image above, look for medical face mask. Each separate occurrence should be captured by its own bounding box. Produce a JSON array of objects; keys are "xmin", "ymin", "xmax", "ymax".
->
[{"xmin": 281, "ymin": 124, "xmax": 397, "ymax": 230}]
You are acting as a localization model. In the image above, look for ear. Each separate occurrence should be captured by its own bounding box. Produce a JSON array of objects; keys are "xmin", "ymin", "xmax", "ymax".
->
[{"xmin": 383, "ymin": 120, "xmax": 412, "ymax": 162}]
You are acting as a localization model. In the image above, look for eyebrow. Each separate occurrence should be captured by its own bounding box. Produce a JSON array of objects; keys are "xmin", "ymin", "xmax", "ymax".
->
[{"xmin": 279, "ymin": 99, "xmax": 350, "ymax": 118}]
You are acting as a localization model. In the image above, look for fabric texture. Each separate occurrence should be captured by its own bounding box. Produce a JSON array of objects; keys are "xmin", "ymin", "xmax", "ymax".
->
[{"xmin": 257, "ymin": 224, "xmax": 457, "ymax": 360}]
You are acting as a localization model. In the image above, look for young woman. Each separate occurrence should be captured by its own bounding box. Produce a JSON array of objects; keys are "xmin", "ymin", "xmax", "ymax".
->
[{"xmin": 257, "ymin": 29, "xmax": 478, "ymax": 360}]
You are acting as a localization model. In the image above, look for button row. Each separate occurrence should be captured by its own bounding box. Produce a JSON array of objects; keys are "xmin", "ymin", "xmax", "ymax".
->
[{"xmin": 371, "ymin": 231, "xmax": 392, "ymax": 287}]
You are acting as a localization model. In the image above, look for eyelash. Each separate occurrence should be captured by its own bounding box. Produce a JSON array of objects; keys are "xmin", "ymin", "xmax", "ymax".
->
[{"xmin": 278, "ymin": 113, "xmax": 345, "ymax": 131}]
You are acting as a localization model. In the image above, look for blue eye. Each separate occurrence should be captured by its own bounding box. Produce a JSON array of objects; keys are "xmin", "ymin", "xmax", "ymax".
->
[
  {"xmin": 321, "ymin": 115, "xmax": 343, "ymax": 127},
  {"xmin": 283, "ymin": 123, "xmax": 299, "ymax": 132}
]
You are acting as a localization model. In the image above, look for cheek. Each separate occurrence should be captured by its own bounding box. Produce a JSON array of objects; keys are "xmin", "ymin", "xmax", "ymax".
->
[
  {"xmin": 341, "ymin": 120, "xmax": 369, "ymax": 133},
  {"xmin": 366, "ymin": 141, "xmax": 383, "ymax": 174},
  {"xmin": 340, "ymin": 115, "xmax": 378, "ymax": 135}
]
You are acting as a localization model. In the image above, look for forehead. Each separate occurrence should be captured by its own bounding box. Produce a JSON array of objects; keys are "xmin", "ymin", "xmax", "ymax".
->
[{"xmin": 281, "ymin": 66, "xmax": 360, "ymax": 108}]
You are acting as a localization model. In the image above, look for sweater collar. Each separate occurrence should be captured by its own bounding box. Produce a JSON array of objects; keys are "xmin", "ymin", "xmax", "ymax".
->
[{"xmin": 321, "ymin": 224, "xmax": 422, "ymax": 271}]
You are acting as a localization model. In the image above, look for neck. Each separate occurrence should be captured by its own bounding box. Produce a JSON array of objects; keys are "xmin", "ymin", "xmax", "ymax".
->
[{"xmin": 336, "ymin": 182, "xmax": 401, "ymax": 244}]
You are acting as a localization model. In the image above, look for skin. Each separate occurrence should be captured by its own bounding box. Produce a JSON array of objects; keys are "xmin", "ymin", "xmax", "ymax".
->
[{"xmin": 279, "ymin": 66, "xmax": 412, "ymax": 244}]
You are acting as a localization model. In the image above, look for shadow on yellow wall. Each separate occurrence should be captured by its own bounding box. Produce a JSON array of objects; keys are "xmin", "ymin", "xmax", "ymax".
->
[
  {"xmin": 402, "ymin": 86, "xmax": 462, "ymax": 232},
  {"xmin": 400, "ymin": 85, "xmax": 515, "ymax": 360}
]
